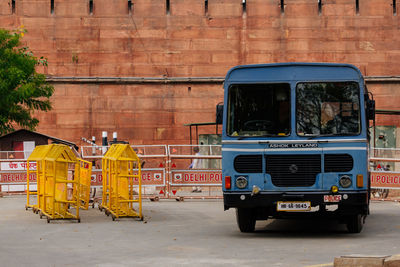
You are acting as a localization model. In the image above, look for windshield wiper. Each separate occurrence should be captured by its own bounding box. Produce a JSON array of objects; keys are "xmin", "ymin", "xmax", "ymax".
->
[
  {"xmin": 307, "ymin": 134, "xmax": 334, "ymax": 140},
  {"xmin": 259, "ymin": 134, "xmax": 279, "ymax": 137},
  {"xmin": 237, "ymin": 134, "xmax": 278, "ymax": 140},
  {"xmin": 307, "ymin": 133, "xmax": 358, "ymax": 140}
]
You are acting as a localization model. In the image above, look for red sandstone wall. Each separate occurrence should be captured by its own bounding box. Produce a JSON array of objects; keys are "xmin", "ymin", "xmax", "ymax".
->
[
  {"xmin": 370, "ymin": 83, "xmax": 400, "ymax": 126},
  {"xmin": 32, "ymin": 82, "xmax": 223, "ymax": 145},
  {"xmin": 0, "ymin": 0, "xmax": 399, "ymax": 145},
  {"xmin": 1, "ymin": 0, "xmax": 398, "ymax": 77}
]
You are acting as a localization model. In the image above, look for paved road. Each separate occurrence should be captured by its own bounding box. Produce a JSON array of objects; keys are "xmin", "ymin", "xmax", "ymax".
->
[{"xmin": 0, "ymin": 196, "xmax": 399, "ymax": 267}]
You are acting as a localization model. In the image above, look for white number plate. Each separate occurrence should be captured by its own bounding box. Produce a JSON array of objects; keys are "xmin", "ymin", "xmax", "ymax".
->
[{"xmin": 277, "ymin": 201, "xmax": 311, "ymax": 211}]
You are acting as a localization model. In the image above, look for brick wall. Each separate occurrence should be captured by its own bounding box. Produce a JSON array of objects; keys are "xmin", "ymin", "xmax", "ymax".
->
[
  {"xmin": 1, "ymin": 0, "xmax": 399, "ymax": 145},
  {"xmin": 32, "ymin": 82, "xmax": 223, "ymax": 145}
]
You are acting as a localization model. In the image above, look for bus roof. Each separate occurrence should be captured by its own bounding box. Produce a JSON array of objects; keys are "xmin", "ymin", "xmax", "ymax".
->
[{"xmin": 224, "ymin": 63, "xmax": 364, "ymax": 84}]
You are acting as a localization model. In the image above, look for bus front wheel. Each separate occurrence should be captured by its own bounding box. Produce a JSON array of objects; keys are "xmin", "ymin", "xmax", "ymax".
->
[
  {"xmin": 346, "ymin": 214, "xmax": 363, "ymax": 233},
  {"xmin": 236, "ymin": 208, "xmax": 256, "ymax": 233}
]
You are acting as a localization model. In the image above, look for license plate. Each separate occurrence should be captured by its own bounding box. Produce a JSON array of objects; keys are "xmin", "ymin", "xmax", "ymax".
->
[
  {"xmin": 277, "ymin": 201, "xmax": 311, "ymax": 211},
  {"xmin": 324, "ymin": 195, "xmax": 342, "ymax": 203}
]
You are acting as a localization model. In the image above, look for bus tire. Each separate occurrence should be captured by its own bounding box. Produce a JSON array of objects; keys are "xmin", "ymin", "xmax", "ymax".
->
[
  {"xmin": 346, "ymin": 214, "xmax": 363, "ymax": 233},
  {"xmin": 236, "ymin": 208, "xmax": 256, "ymax": 233}
]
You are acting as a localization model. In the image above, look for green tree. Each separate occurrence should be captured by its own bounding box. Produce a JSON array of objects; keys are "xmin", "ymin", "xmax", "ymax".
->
[{"xmin": 0, "ymin": 27, "xmax": 54, "ymax": 135}]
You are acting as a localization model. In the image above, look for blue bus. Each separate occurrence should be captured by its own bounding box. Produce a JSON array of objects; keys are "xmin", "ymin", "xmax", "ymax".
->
[{"xmin": 222, "ymin": 63, "xmax": 375, "ymax": 233}]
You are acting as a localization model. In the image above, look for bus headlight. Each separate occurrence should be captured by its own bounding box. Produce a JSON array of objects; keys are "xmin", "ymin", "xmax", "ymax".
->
[
  {"xmin": 339, "ymin": 175, "xmax": 352, "ymax": 188},
  {"xmin": 236, "ymin": 176, "xmax": 248, "ymax": 189}
]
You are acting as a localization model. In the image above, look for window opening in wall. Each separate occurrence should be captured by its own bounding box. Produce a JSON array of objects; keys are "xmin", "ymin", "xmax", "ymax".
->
[
  {"xmin": 89, "ymin": 0, "xmax": 93, "ymax": 15},
  {"xmin": 50, "ymin": 0, "xmax": 54, "ymax": 14},
  {"xmin": 205, "ymin": 0, "xmax": 208, "ymax": 15},
  {"xmin": 128, "ymin": 0, "xmax": 132, "ymax": 14},
  {"xmin": 393, "ymin": 0, "xmax": 397, "ymax": 15},
  {"xmin": 166, "ymin": 0, "xmax": 170, "ymax": 14},
  {"xmin": 318, "ymin": 0, "xmax": 322, "ymax": 15},
  {"xmin": 242, "ymin": 0, "xmax": 247, "ymax": 15},
  {"xmin": 12, "ymin": 0, "xmax": 16, "ymax": 14},
  {"xmin": 355, "ymin": 0, "xmax": 359, "ymax": 14},
  {"xmin": 280, "ymin": 0, "xmax": 284, "ymax": 14}
]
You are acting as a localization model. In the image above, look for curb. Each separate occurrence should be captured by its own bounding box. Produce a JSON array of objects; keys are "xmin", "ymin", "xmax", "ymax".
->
[{"xmin": 334, "ymin": 254, "xmax": 400, "ymax": 267}]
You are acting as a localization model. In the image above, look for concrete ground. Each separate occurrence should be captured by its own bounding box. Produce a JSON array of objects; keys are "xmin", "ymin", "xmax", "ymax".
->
[{"xmin": 0, "ymin": 196, "xmax": 400, "ymax": 267}]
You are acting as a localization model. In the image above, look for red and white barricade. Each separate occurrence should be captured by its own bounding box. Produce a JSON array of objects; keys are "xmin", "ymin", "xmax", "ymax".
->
[
  {"xmin": 0, "ymin": 151, "xmax": 36, "ymax": 193},
  {"xmin": 5, "ymin": 145, "xmax": 400, "ymax": 201},
  {"xmin": 168, "ymin": 145, "xmax": 222, "ymax": 199},
  {"xmin": 369, "ymin": 147, "xmax": 400, "ymax": 199}
]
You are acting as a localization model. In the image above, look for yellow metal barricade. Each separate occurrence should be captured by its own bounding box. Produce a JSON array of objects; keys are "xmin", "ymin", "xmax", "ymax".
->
[
  {"xmin": 26, "ymin": 144, "xmax": 92, "ymax": 223},
  {"xmin": 78, "ymin": 159, "xmax": 93, "ymax": 210},
  {"xmin": 26, "ymin": 145, "xmax": 53, "ymax": 212},
  {"xmin": 100, "ymin": 144, "xmax": 143, "ymax": 221}
]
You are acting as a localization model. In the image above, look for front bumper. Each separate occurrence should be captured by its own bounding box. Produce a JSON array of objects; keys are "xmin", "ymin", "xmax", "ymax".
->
[{"xmin": 224, "ymin": 191, "xmax": 369, "ymax": 217}]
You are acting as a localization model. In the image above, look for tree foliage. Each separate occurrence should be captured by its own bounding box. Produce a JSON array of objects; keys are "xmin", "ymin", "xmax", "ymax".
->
[{"xmin": 0, "ymin": 27, "xmax": 54, "ymax": 135}]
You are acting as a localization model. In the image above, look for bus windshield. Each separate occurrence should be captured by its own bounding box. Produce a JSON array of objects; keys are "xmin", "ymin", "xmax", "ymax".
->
[
  {"xmin": 296, "ymin": 82, "xmax": 361, "ymax": 136},
  {"xmin": 227, "ymin": 83, "xmax": 291, "ymax": 137}
]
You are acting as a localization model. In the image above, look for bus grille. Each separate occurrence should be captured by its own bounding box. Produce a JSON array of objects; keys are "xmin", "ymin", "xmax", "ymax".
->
[
  {"xmin": 324, "ymin": 154, "xmax": 353, "ymax": 172},
  {"xmin": 234, "ymin": 155, "xmax": 262, "ymax": 173},
  {"xmin": 266, "ymin": 155, "xmax": 321, "ymax": 187}
]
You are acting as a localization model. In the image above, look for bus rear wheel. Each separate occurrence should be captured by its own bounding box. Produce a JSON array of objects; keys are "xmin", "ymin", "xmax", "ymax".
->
[{"xmin": 236, "ymin": 208, "xmax": 256, "ymax": 233}]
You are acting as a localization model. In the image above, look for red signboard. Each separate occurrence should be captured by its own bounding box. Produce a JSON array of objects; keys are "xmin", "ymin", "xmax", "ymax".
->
[
  {"xmin": 0, "ymin": 173, "xmax": 36, "ymax": 183},
  {"xmin": 90, "ymin": 170, "xmax": 165, "ymax": 186},
  {"xmin": 90, "ymin": 171, "xmax": 102, "ymax": 186},
  {"xmin": 371, "ymin": 171, "xmax": 400, "ymax": 189},
  {"xmin": 0, "ymin": 169, "xmax": 165, "ymax": 186},
  {"xmin": 171, "ymin": 170, "xmax": 222, "ymax": 185},
  {"xmin": 0, "ymin": 161, "xmax": 36, "ymax": 171}
]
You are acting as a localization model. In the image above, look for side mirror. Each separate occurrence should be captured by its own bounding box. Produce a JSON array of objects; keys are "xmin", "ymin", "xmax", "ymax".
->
[
  {"xmin": 366, "ymin": 99, "xmax": 375, "ymax": 121},
  {"xmin": 216, "ymin": 103, "xmax": 223, "ymax": 124}
]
